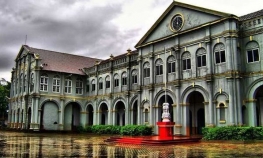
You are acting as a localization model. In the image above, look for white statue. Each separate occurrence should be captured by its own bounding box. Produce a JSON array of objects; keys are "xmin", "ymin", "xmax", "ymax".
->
[{"xmin": 162, "ymin": 103, "xmax": 171, "ymax": 122}]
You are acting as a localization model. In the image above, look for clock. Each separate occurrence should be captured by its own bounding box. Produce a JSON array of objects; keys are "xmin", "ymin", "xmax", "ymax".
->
[{"xmin": 170, "ymin": 14, "xmax": 184, "ymax": 32}]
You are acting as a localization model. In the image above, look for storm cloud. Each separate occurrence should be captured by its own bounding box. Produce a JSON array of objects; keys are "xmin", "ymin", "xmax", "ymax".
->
[{"xmin": 1, "ymin": 0, "xmax": 263, "ymax": 81}]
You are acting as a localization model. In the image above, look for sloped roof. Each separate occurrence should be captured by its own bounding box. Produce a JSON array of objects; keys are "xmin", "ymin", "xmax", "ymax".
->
[
  {"xmin": 240, "ymin": 9, "xmax": 263, "ymax": 21},
  {"xmin": 24, "ymin": 45, "xmax": 101, "ymax": 75}
]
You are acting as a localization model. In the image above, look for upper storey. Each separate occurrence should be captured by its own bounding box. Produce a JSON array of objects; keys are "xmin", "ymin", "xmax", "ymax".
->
[{"xmin": 135, "ymin": 1, "xmax": 237, "ymax": 49}]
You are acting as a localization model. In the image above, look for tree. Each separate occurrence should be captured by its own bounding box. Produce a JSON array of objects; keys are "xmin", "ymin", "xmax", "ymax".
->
[{"xmin": 0, "ymin": 82, "xmax": 10, "ymax": 121}]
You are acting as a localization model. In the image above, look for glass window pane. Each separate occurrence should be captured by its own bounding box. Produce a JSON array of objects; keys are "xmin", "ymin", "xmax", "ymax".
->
[
  {"xmin": 160, "ymin": 65, "xmax": 163, "ymax": 74},
  {"xmin": 183, "ymin": 59, "xmax": 186, "ymax": 70},
  {"xmin": 221, "ymin": 51, "xmax": 226, "ymax": 63},
  {"xmin": 187, "ymin": 59, "xmax": 191, "ymax": 69},
  {"xmin": 197, "ymin": 56, "xmax": 201, "ymax": 67},
  {"xmin": 202, "ymin": 55, "xmax": 206, "ymax": 66},
  {"xmin": 247, "ymin": 50, "xmax": 253, "ymax": 62},
  {"xmin": 253, "ymin": 49, "xmax": 259, "ymax": 61},
  {"xmin": 215, "ymin": 51, "xmax": 220, "ymax": 63}
]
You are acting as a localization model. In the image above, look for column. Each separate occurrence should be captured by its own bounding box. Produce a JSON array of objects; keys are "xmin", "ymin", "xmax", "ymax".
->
[
  {"xmin": 247, "ymin": 100, "xmax": 257, "ymax": 126},
  {"xmin": 227, "ymin": 79, "xmax": 235, "ymax": 125}
]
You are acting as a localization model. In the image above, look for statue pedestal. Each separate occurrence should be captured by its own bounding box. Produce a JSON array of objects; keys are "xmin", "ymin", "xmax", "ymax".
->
[{"xmin": 157, "ymin": 122, "xmax": 175, "ymax": 138}]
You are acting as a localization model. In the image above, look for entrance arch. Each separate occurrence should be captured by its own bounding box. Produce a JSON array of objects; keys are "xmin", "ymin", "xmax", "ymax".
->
[
  {"xmin": 115, "ymin": 101, "xmax": 125, "ymax": 126},
  {"xmin": 64, "ymin": 102, "xmax": 81, "ymax": 131},
  {"xmin": 99, "ymin": 103, "xmax": 108, "ymax": 125},
  {"xmin": 27, "ymin": 107, "xmax": 32, "ymax": 130},
  {"xmin": 86, "ymin": 105, "xmax": 93, "ymax": 126},
  {"xmin": 255, "ymin": 85, "xmax": 263, "ymax": 126},
  {"xmin": 131, "ymin": 100, "xmax": 138, "ymax": 125},
  {"xmin": 187, "ymin": 91, "xmax": 205, "ymax": 135},
  {"xmin": 41, "ymin": 101, "xmax": 59, "ymax": 130}
]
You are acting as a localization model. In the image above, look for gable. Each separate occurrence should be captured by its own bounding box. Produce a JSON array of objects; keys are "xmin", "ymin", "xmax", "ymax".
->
[{"xmin": 135, "ymin": 1, "xmax": 235, "ymax": 48}]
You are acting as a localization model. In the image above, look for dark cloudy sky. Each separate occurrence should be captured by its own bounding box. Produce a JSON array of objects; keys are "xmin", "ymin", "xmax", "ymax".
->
[{"xmin": 1, "ymin": 0, "xmax": 263, "ymax": 81}]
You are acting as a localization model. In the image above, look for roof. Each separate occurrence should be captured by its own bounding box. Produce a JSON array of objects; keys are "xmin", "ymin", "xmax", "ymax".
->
[
  {"xmin": 240, "ymin": 9, "xmax": 263, "ymax": 21},
  {"xmin": 135, "ymin": 1, "xmax": 235, "ymax": 48},
  {"xmin": 24, "ymin": 45, "xmax": 101, "ymax": 75}
]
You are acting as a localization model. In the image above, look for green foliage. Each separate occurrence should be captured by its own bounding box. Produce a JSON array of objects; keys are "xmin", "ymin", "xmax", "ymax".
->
[
  {"xmin": 91, "ymin": 125, "xmax": 121, "ymax": 134},
  {"xmin": 0, "ymin": 82, "xmax": 10, "ymax": 120},
  {"xmin": 76, "ymin": 125, "xmax": 153, "ymax": 135},
  {"xmin": 202, "ymin": 126, "xmax": 263, "ymax": 141},
  {"xmin": 120, "ymin": 125, "xmax": 153, "ymax": 136}
]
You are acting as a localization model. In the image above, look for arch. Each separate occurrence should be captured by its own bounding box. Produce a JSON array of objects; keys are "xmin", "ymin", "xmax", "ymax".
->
[
  {"xmin": 114, "ymin": 100, "xmax": 126, "ymax": 126},
  {"xmin": 181, "ymin": 85, "xmax": 209, "ymax": 103},
  {"xmin": 40, "ymin": 101, "xmax": 59, "ymax": 130},
  {"xmin": 213, "ymin": 43, "xmax": 225, "ymax": 52},
  {"xmin": 154, "ymin": 89, "xmax": 176, "ymax": 105},
  {"xmin": 64, "ymin": 101, "xmax": 82, "ymax": 131},
  {"xmin": 246, "ymin": 78, "xmax": 263, "ymax": 99},
  {"xmin": 97, "ymin": 100, "xmax": 109, "ymax": 109},
  {"xmin": 112, "ymin": 97, "xmax": 126, "ymax": 110},
  {"xmin": 130, "ymin": 95, "xmax": 138, "ymax": 108},
  {"xmin": 85, "ymin": 101, "xmax": 94, "ymax": 111},
  {"xmin": 64, "ymin": 100, "xmax": 84, "ymax": 111},
  {"xmin": 196, "ymin": 47, "xmax": 206, "ymax": 55},
  {"xmin": 213, "ymin": 92, "xmax": 229, "ymax": 101},
  {"xmin": 40, "ymin": 99, "xmax": 61, "ymax": 110},
  {"xmin": 99, "ymin": 102, "xmax": 109, "ymax": 125},
  {"xmin": 246, "ymin": 40, "xmax": 259, "ymax": 49},
  {"xmin": 86, "ymin": 104, "xmax": 94, "ymax": 126}
]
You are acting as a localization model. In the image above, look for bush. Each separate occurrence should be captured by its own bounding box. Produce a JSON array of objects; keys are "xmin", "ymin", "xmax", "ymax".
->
[
  {"xmin": 202, "ymin": 126, "xmax": 263, "ymax": 141},
  {"xmin": 91, "ymin": 125, "xmax": 121, "ymax": 134},
  {"xmin": 121, "ymin": 125, "xmax": 152, "ymax": 136}
]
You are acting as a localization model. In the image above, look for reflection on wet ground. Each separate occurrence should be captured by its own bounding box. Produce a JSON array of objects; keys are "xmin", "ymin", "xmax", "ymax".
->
[{"xmin": 0, "ymin": 131, "xmax": 263, "ymax": 157}]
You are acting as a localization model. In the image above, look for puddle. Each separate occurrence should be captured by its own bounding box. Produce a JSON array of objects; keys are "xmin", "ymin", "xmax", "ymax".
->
[{"xmin": 0, "ymin": 131, "xmax": 263, "ymax": 157}]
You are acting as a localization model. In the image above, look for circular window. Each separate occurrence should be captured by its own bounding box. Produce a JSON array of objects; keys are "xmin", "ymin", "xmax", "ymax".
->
[{"xmin": 170, "ymin": 14, "xmax": 184, "ymax": 32}]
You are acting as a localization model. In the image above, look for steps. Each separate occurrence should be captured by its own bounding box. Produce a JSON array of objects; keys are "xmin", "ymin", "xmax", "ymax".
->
[{"xmin": 105, "ymin": 136, "xmax": 201, "ymax": 145}]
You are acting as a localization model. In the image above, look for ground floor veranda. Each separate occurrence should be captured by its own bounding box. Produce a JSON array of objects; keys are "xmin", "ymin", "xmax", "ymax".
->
[{"xmin": 8, "ymin": 82, "xmax": 263, "ymax": 136}]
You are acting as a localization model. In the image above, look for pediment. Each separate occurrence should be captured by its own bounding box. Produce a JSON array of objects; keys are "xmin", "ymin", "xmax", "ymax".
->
[{"xmin": 135, "ymin": 1, "xmax": 235, "ymax": 48}]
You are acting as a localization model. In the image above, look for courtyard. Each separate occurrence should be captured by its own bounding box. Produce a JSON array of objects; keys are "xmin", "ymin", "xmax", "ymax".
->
[{"xmin": 0, "ymin": 131, "xmax": 263, "ymax": 157}]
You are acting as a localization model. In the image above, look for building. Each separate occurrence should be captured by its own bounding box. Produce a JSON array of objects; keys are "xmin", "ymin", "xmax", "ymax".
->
[{"xmin": 8, "ymin": 1, "xmax": 263, "ymax": 135}]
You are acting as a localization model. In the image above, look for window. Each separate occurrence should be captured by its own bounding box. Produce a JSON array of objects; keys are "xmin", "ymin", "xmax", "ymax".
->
[
  {"xmin": 76, "ymin": 78, "xmax": 83, "ymax": 94},
  {"xmin": 40, "ymin": 74, "xmax": 48, "ymax": 91},
  {"xmin": 114, "ymin": 74, "xmax": 119, "ymax": 87},
  {"xmin": 219, "ymin": 103, "xmax": 225, "ymax": 120},
  {"xmin": 143, "ymin": 62, "xmax": 150, "ymax": 78},
  {"xmin": 214, "ymin": 43, "xmax": 226, "ymax": 64},
  {"xmin": 99, "ymin": 78, "xmax": 103, "ymax": 90},
  {"xmin": 30, "ymin": 73, "xmax": 34, "ymax": 92},
  {"xmin": 182, "ymin": 52, "xmax": 191, "ymax": 70},
  {"xmin": 246, "ymin": 41, "xmax": 260, "ymax": 63},
  {"xmin": 91, "ymin": 79, "xmax": 96, "ymax": 91},
  {"xmin": 132, "ymin": 70, "xmax": 138, "ymax": 84},
  {"xmin": 24, "ymin": 75, "xmax": 26, "ymax": 92},
  {"xmin": 155, "ymin": 59, "xmax": 163, "ymax": 75},
  {"xmin": 65, "ymin": 78, "xmax": 72, "ymax": 94},
  {"xmin": 52, "ymin": 75, "xmax": 60, "ymax": 93},
  {"xmin": 20, "ymin": 74, "xmax": 23, "ymax": 93},
  {"xmin": 106, "ymin": 76, "xmax": 110, "ymax": 88},
  {"xmin": 122, "ymin": 72, "xmax": 127, "ymax": 86},
  {"xmin": 167, "ymin": 56, "xmax": 175, "ymax": 73},
  {"xmin": 196, "ymin": 48, "xmax": 207, "ymax": 67}
]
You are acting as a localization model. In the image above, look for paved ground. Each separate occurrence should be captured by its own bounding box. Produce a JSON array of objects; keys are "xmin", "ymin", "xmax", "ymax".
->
[{"xmin": 0, "ymin": 131, "xmax": 263, "ymax": 157}]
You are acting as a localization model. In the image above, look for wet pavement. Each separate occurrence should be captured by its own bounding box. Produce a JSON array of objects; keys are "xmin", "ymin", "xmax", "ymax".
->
[{"xmin": 1, "ymin": 131, "xmax": 263, "ymax": 157}]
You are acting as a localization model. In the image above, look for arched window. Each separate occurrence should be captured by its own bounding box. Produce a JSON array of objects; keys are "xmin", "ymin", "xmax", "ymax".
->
[
  {"xmin": 114, "ymin": 74, "xmax": 119, "ymax": 87},
  {"xmin": 143, "ymin": 62, "xmax": 150, "ymax": 78},
  {"xmin": 246, "ymin": 41, "xmax": 260, "ymax": 63},
  {"xmin": 24, "ymin": 75, "xmax": 27, "ymax": 92},
  {"xmin": 99, "ymin": 77, "xmax": 103, "ymax": 90},
  {"xmin": 219, "ymin": 103, "xmax": 225, "ymax": 120},
  {"xmin": 65, "ymin": 77, "xmax": 72, "ymax": 94},
  {"xmin": 30, "ymin": 73, "xmax": 34, "ymax": 92},
  {"xmin": 131, "ymin": 70, "xmax": 138, "ymax": 84},
  {"xmin": 76, "ymin": 78, "xmax": 83, "ymax": 94},
  {"xmin": 20, "ymin": 73, "xmax": 23, "ymax": 93},
  {"xmin": 40, "ymin": 74, "xmax": 48, "ymax": 92},
  {"xmin": 196, "ymin": 48, "xmax": 207, "ymax": 67},
  {"xmin": 122, "ymin": 72, "xmax": 127, "ymax": 86},
  {"xmin": 52, "ymin": 75, "xmax": 60, "ymax": 93},
  {"xmin": 105, "ymin": 76, "xmax": 110, "ymax": 88},
  {"xmin": 145, "ymin": 109, "xmax": 149, "ymax": 122},
  {"xmin": 214, "ymin": 43, "xmax": 226, "ymax": 64},
  {"xmin": 91, "ymin": 79, "xmax": 96, "ymax": 91},
  {"xmin": 167, "ymin": 56, "xmax": 176, "ymax": 73},
  {"xmin": 155, "ymin": 59, "xmax": 163, "ymax": 75},
  {"xmin": 182, "ymin": 52, "xmax": 191, "ymax": 70}
]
